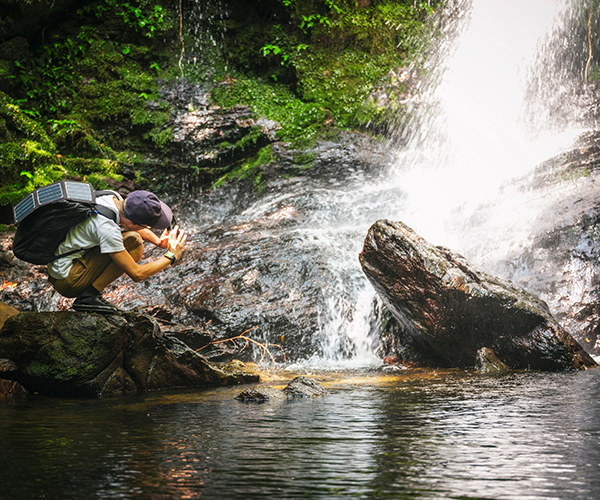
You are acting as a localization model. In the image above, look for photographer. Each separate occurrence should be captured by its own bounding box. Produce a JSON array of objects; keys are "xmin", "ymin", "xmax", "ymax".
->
[{"xmin": 47, "ymin": 190, "xmax": 186, "ymax": 313}]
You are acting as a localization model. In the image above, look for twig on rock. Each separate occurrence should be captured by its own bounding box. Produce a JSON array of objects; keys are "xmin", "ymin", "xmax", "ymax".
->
[{"xmin": 195, "ymin": 326, "xmax": 287, "ymax": 365}]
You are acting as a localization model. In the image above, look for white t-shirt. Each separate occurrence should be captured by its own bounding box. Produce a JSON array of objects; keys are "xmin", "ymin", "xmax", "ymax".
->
[{"xmin": 47, "ymin": 195, "xmax": 125, "ymax": 279}]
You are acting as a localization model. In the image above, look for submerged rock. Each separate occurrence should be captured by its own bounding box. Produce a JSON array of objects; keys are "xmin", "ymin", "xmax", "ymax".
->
[
  {"xmin": 475, "ymin": 347, "xmax": 510, "ymax": 374},
  {"xmin": 0, "ymin": 311, "xmax": 259, "ymax": 397},
  {"xmin": 236, "ymin": 376, "xmax": 327, "ymax": 403},
  {"xmin": 359, "ymin": 219, "xmax": 597, "ymax": 371},
  {"xmin": 235, "ymin": 386, "xmax": 288, "ymax": 403}
]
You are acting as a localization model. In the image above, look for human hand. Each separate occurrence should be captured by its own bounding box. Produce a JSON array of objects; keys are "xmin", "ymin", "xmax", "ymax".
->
[
  {"xmin": 158, "ymin": 228, "xmax": 169, "ymax": 249},
  {"xmin": 167, "ymin": 225, "xmax": 187, "ymax": 260}
]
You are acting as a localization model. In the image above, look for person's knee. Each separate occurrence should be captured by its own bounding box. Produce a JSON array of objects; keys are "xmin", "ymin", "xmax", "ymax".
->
[{"xmin": 123, "ymin": 232, "xmax": 144, "ymax": 262}]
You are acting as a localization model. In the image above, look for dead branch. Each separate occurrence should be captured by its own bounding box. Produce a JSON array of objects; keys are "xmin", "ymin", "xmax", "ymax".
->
[{"xmin": 195, "ymin": 326, "xmax": 287, "ymax": 365}]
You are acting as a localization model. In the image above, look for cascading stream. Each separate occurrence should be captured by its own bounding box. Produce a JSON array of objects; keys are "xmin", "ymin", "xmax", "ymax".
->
[
  {"xmin": 171, "ymin": 0, "xmax": 593, "ymax": 367},
  {"xmin": 289, "ymin": 0, "xmax": 585, "ymax": 366}
]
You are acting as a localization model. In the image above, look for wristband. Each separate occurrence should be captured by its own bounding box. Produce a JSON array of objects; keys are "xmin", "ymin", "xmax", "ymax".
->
[{"xmin": 164, "ymin": 251, "xmax": 177, "ymax": 264}]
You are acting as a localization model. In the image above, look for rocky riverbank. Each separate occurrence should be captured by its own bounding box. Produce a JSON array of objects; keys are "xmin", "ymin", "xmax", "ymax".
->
[{"xmin": 0, "ymin": 309, "xmax": 260, "ymax": 397}]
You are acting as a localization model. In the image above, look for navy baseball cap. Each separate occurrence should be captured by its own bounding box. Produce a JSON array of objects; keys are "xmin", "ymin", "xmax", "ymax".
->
[{"xmin": 123, "ymin": 190, "xmax": 173, "ymax": 229}]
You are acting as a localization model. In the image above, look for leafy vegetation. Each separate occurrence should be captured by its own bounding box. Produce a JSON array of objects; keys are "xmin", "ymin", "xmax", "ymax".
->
[
  {"xmin": 212, "ymin": 0, "xmax": 437, "ymax": 132},
  {"xmin": 0, "ymin": 0, "xmax": 440, "ymax": 210}
]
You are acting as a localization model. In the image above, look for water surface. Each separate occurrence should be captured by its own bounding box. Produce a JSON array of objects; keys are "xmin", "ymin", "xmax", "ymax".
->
[{"xmin": 2, "ymin": 368, "xmax": 599, "ymax": 499}]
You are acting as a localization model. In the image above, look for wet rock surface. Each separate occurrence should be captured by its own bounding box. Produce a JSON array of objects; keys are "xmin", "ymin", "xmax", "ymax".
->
[
  {"xmin": 236, "ymin": 376, "xmax": 327, "ymax": 403},
  {"xmin": 359, "ymin": 219, "xmax": 597, "ymax": 371},
  {"xmin": 0, "ymin": 311, "xmax": 259, "ymax": 397},
  {"xmin": 0, "ymin": 132, "xmax": 391, "ymax": 363},
  {"xmin": 148, "ymin": 79, "xmax": 280, "ymax": 189},
  {"xmin": 283, "ymin": 375, "xmax": 328, "ymax": 398},
  {"xmin": 475, "ymin": 347, "xmax": 511, "ymax": 374},
  {"xmin": 477, "ymin": 131, "xmax": 600, "ymax": 356}
]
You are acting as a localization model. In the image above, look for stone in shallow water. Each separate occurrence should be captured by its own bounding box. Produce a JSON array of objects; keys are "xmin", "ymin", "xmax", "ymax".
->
[
  {"xmin": 235, "ymin": 386, "xmax": 288, "ymax": 403},
  {"xmin": 236, "ymin": 376, "xmax": 327, "ymax": 403},
  {"xmin": 283, "ymin": 375, "xmax": 328, "ymax": 398},
  {"xmin": 359, "ymin": 219, "xmax": 597, "ymax": 371},
  {"xmin": 475, "ymin": 347, "xmax": 510, "ymax": 374}
]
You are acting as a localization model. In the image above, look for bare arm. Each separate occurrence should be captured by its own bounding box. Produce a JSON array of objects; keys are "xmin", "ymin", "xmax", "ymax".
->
[
  {"xmin": 110, "ymin": 226, "xmax": 187, "ymax": 282},
  {"xmin": 137, "ymin": 228, "xmax": 169, "ymax": 248}
]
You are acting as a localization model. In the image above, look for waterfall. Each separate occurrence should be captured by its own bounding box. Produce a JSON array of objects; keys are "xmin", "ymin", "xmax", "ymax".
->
[
  {"xmin": 169, "ymin": 0, "xmax": 594, "ymax": 367},
  {"xmin": 389, "ymin": 0, "xmax": 580, "ymax": 251},
  {"xmin": 297, "ymin": 0, "xmax": 591, "ymax": 366}
]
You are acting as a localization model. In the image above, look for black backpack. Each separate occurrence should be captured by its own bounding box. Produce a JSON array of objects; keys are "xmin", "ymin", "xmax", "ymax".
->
[{"xmin": 12, "ymin": 181, "xmax": 120, "ymax": 265}]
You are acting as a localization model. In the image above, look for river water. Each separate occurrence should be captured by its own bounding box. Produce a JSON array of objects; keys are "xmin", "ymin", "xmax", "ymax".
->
[{"xmin": 2, "ymin": 368, "xmax": 600, "ymax": 499}]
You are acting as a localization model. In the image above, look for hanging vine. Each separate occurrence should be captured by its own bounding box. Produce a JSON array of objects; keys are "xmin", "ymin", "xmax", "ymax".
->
[
  {"xmin": 585, "ymin": 0, "xmax": 593, "ymax": 82},
  {"xmin": 178, "ymin": 0, "xmax": 184, "ymax": 77}
]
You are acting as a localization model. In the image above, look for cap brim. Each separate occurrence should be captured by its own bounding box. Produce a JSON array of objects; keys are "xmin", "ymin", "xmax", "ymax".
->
[{"xmin": 152, "ymin": 201, "xmax": 173, "ymax": 229}]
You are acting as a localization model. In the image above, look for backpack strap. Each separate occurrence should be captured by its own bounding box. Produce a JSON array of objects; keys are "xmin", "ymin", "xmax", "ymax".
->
[
  {"xmin": 95, "ymin": 189, "xmax": 123, "ymax": 201},
  {"xmin": 93, "ymin": 204, "xmax": 118, "ymax": 223}
]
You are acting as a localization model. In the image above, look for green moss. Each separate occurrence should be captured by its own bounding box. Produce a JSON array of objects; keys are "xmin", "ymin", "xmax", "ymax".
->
[
  {"xmin": 294, "ymin": 151, "xmax": 317, "ymax": 166},
  {"xmin": 61, "ymin": 157, "xmax": 119, "ymax": 176},
  {"xmin": 212, "ymin": 145, "xmax": 274, "ymax": 190},
  {"xmin": 208, "ymin": 0, "xmax": 438, "ymax": 145},
  {"xmin": 0, "ymin": 0, "xmax": 439, "ymax": 200},
  {"xmin": 0, "ymin": 92, "xmax": 55, "ymax": 150},
  {"xmin": 0, "ymin": 0, "xmax": 178, "ymax": 206},
  {"xmin": 212, "ymin": 77, "xmax": 327, "ymax": 145}
]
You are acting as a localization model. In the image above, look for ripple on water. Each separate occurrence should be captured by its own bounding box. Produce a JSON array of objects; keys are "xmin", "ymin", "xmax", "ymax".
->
[{"xmin": 2, "ymin": 369, "xmax": 600, "ymax": 499}]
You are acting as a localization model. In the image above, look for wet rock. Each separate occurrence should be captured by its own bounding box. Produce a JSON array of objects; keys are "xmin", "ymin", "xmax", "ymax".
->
[
  {"xmin": 475, "ymin": 347, "xmax": 510, "ymax": 374},
  {"xmin": 236, "ymin": 376, "xmax": 327, "ymax": 403},
  {"xmin": 0, "ymin": 379, "xmax": 27, "ymax": 397},
  {"xmin": 0, "ymin": 134, "xmax": 392, "ymax": 362},
  {"xmin": 283, "ymin": 376, "xmax": 328, "ymax": 398},
  {"xmin": 382, "ymin": 354, "xmax": 418, "ymax": 369},
  {"xmin": 359, "ymin": 219, "xmax": 597, "ymax": 371},
  {"xmin": 0, "ymin": 311, "xmax": 259, "ymax": 397},
  {"xmin": 0, "ymin": 357, "xmax": 17, "ymax": 374},
  {"xmin": 235, "ymin": 386, "xmax": 288, "ymax": 403},
  {"xmin": 485, "ymin": 131, "xmax": 600, "ymax": 357},
  {"xmin": 214, "ymin": 359, "xmax": 262, "ymax": 379},
  {"xmin": 0, "ymin": 302, "xmax": 18, "ymax": 329},
  {"xmin": 151, "ymin": 79, "xmax": 277, "ymax": 189}
]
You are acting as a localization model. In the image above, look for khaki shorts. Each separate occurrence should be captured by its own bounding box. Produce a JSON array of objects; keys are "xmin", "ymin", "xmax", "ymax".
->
[{"xmin": 51, "ymin": 231, "xmax": 143, "ymax": 298}]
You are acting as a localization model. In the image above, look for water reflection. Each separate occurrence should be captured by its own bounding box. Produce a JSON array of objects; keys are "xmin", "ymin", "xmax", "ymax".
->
[{"xmin": 2, "ymin": 370, "xmax": 600, "ymax": 499}]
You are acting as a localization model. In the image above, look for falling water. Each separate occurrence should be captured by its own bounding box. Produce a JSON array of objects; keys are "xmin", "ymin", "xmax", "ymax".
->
[
  {"xmin": 296, "ymin": 0, "xmax": 590, "ymax": 366},
  {"xmin": 170, "ymin": 0, "xmax": 593, "ymax": 367},
  {"xmin": 388, "ymin": 0, "xmax": 583, "ymax": 252},
  {"xmin": 317, "ymin": 0, "xmax": 600, "ymax": 366}
]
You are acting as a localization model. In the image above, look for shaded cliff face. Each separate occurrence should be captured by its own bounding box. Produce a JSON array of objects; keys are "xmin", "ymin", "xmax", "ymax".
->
[
  {"xmin": 359, "ymin": 219, "xmax": 596, "ymax": 371},
  {"xmin": 458, "ymin": 131, "xmax": 600, "ymax": 357}
]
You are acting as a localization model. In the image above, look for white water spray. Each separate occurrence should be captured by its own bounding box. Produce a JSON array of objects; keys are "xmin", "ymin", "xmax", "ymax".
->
[
  {"xmin": 176, "ymin": 0, "xmax": 589, "ymax": 368},
  {"xmin": 303, "ymin": 0, "xmax": 588, "ymax": 367},
  {"xmin": 391, "ymin": 0, "xmax": 580, "ymax": 251}
]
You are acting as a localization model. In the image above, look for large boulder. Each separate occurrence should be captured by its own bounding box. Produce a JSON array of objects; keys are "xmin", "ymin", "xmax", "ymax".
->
[
  {"xmin": 359, "ymin": 219, "xmax": 597, "ymax": 371},
  {"xmin": 0, "ymin": 311, "xmax": 259, "ymax": 397}
]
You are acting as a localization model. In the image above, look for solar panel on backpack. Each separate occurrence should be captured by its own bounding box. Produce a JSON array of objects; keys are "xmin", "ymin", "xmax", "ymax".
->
[{"xmin": 12, "ymin": 181, "xmax": 96, "ymax": 225}]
